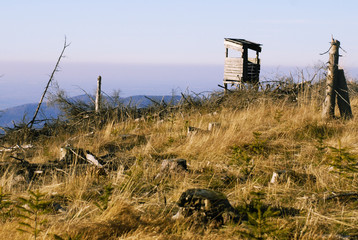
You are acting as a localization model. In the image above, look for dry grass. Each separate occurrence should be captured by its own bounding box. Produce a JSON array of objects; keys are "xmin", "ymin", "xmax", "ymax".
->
[{"xmin": 1, "ymin": 87, "xmax": 358, "ymax": 239}]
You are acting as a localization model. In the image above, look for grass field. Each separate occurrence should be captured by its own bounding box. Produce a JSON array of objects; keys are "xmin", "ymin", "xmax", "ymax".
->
[{"xmin": 1, "ymin": 80, "xmax": 358, "ymax": 239}]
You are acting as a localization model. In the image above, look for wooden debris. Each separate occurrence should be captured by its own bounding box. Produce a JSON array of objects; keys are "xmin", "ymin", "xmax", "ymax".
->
[
  {"xmin": 270, "ymin": 170, "xmax": 316, "ymax": 185},
  {"xmin": 161, "ymin": 159, "xmax": 188, "ymax": 172},
  {"xmin": 323, "ymin": 192, "xmax": 358, "ymax": 203},
  {"xmin": 0, "ymin": 144, "xmax": 34, "ymax": 152},
  {"xmin": 59, "ymin": 146, "xmax": 87, "ymax": 164},
  {"xmin": 208, "ymin": 122, "xmax": 221, "ymax": 131},
  {"xmin": 59, "ymin": 146, "xmax": 106, "ymax": 174},
  {"xmin": 174, "ymin": 188, "xmax": 240, "ymax": 224},
  {"xmin": 187, "ymin": 126, "xmax": 209, "ymax": 136},
  {"xmin": 85, "ymin": 151, "xmax": 103, "ymax": 168},
  {"xmin": 155, "ymin": 159, "xmax": 188, "ymax": 179}
]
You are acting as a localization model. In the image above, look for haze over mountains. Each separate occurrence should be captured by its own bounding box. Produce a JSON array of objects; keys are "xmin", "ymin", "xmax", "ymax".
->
[{"xmin": 3, "ymin": 61, "xmax": 358, "ymax": 110}]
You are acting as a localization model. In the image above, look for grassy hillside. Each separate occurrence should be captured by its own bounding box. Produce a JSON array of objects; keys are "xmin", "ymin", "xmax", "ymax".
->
[{"xmin": 0, "ymin": 83, "xmax": 358, "ymax": 239}]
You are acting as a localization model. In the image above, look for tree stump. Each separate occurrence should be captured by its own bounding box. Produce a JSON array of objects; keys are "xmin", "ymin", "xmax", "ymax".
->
[
  {"xmin": 322, "ymin": 38, "xmax": 353, "ymax": 120},
  {"xmin": 336, "ymin": 69, "xmax": 353, "ymax": 119},
  {"xmin": 322, "ymin": 39, "xmax": 340, "ymax": 119}
]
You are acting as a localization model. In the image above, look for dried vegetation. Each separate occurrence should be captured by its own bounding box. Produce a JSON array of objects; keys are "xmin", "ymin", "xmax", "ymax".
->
[{"xmin": 1, "ymin": 71, "xmax": 358, "ymax": 239}]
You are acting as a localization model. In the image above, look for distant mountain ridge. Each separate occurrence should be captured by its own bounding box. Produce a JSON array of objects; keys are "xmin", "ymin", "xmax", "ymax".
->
[{"xmin": 0, "ymin": 94, "xmax": 181, "ymax": 130}]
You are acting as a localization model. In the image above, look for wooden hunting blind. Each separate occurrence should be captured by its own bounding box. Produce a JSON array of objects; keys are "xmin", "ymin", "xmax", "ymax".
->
[{"xmin": 223, "ymin": 38, "xmax": 262, "ymax": 90}]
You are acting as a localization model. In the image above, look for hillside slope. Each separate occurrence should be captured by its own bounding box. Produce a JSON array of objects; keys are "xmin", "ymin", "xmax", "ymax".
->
[{"xmin": 0, "ymin": 89, "xmax": 357, "ymax": 239}]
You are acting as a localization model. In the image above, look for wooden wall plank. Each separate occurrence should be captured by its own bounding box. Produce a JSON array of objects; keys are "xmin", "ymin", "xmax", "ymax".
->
[{"xmin": 224, "ymin": 41, "xmax": 243, "ymax": 51}]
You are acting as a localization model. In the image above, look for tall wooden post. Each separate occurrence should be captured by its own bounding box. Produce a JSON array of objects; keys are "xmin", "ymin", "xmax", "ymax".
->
[
  {"xmin": 242, "ymin": 46, "xmax": 248, "ymax": 83},
  {"xmin": 322, "ymin": 39, "xmax": 340, "ymax": 119},
  {"xmin": 95, "ymin": 75, "xmax": 102, "ymax": 113}
]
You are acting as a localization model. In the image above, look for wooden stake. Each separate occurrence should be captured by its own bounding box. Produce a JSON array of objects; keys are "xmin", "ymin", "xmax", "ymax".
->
[
  {"xmin": 95, "ymin": 75, "xmax": 102, "ymax": 113},
  {"xmin": 322, "ymin": 39, "xmax": 340, "ymax": 119}
]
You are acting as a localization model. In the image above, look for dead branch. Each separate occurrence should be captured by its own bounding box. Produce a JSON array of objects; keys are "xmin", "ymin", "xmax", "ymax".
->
[
  {"xmin": 144, "ymin": 96, "xmax": 161, "ymax": 106},
  {"xmin": 159, "ymin": 96, "xmax": 168, "ymax": 108},
  {"xmin": 181, "ymin": 93, "xmax": 196, "ymax": 106},
  {"xmin": 319, "ymin": 46, "xmax": 332, "ymax": 55},
  {"xmin": 28, "ymin": 37, "xmax": 70, "ymax": 128},
  {"xmin": 218, "ymin": 84, "xmax": 232, "ymax": 92},
  {"xmin": 323, "ymin": 192, "xmax": 358, "ymax": 201}
]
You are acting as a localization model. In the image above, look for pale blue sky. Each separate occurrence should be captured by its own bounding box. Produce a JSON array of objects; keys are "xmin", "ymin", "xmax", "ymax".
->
[{"xmin": 1, "ymin": 1, "xmax": 358, "ymax": 109}]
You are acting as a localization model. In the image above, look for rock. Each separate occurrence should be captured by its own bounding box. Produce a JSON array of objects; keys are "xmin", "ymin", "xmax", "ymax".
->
[
  {"xmin": 174, "ymin": 188, "xmax": 240, "ymax": 224},
  {"xmin": 161, "ymin": 159, "xmax": 188, "ymax": 172},
  {"xmin": 270, "ymin": 170, "xmax": 316, "ymax": 184}
]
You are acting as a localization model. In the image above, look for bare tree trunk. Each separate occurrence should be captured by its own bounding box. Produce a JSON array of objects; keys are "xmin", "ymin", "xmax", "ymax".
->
[
  {"xmin": 322, "ymin": 39, "xmax": 340, "ymax": 120},
  {"xmin": 28, "ymin": 38, "xmax": 70, "ymax": 128},
  {"xmin": 336, "ymin": 69, "xmax": 353, "ymax": 119},
  {"xmin": 95, "ymin": 75, "xmax": 102, "ymax": 113}
]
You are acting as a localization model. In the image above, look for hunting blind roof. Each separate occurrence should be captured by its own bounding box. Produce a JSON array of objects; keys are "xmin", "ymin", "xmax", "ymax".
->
[{"xmin": 224, "ymin": 38, "xmax": 262, "ymax": 52}]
